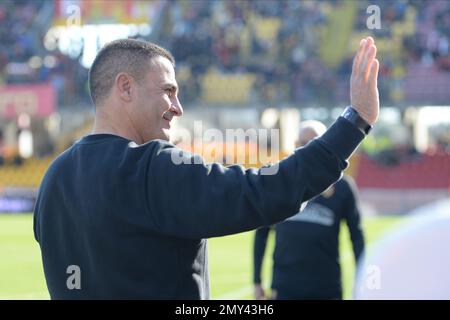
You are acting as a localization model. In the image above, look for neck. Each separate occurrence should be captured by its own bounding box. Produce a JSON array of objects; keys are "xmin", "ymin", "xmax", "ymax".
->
[{"xmin": 92, "ymin": 106, "xmax": 144, "ymax": 144}]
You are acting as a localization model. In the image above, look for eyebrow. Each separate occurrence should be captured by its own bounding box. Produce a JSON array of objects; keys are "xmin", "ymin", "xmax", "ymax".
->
[{"xmin": 162, "ymin": 83, "xmax": 178, "ymax": 93}]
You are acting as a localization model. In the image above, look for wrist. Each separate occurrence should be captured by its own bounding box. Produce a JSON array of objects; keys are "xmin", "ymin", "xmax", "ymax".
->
[{"xmin": 341, "ymin": 106, "xmax": 373, "ymax": 135}]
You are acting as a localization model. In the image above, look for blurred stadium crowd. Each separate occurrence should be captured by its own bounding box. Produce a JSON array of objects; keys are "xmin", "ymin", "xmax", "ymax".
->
[
  {"xmin": 0, "ymin": 0, "xmax": 89, "ymax": 106},
  {"xmin": 0, "ymin": 0, "xmax": 449, "ymax": 214},
  {"xmin": 1, "ymin": 0, "xmax": 450, "ymax": 106}
]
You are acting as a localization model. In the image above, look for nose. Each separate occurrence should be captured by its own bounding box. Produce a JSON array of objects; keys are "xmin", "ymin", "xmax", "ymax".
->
[{"xmin": 171, "ymin": 96, "xmax": 183, "ymax": 117}]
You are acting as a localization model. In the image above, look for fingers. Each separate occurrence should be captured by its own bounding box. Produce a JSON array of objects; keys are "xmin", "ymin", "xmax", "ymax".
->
[
  {"xmin": 352, "ymin": 38, "xmax": 368, "ymax": 72},
  {"xmin": 363, "ymin": 44, "xmax": 377, "ymax": 81},
  {"xmin": 368, "ymin": 58, "xmax": 379, "ymax": 86},
  {"xmin": 350, "ymin": 37, "xmax": 380, "ymax": 125},
  {"xmin": 353, "ymin": 36, "xmax": 377, "ymax": 80}
]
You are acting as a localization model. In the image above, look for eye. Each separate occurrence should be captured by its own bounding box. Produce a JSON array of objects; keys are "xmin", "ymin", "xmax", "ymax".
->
[{"xmin": 165, "ymin": 89, "xmax": 173, "ymax": 98}]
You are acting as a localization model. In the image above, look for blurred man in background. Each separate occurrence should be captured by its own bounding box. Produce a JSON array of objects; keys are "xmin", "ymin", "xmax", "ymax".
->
[{"xmin": 253, "ymin": 120, "xmax": 365, "ymax": 300}]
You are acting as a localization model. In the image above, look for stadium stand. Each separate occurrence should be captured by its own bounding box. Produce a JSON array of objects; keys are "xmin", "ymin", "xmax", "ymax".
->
[
  {"xmin": 0, "ymin": 157, "xmax": 52, "ymax": 188},
  {"xmin": 356, "ymin": 152, "xmax": 450, "ymax": 190},
  {"xmin": 0, "ymin": 0, "xmax": 449, "ymax": 214},
  {"xmin": 2, "ymin": 0, "xmax": 450, "ymax": 107}
]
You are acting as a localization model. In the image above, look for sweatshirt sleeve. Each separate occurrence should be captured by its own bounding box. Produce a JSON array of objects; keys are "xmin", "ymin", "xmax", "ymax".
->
[
  {"xmin": 144, "ymin": 117, "xmax": 365, "ymax": 239},
  {"xmin": 253, "ymin": 226, "xmax": 272, "ymax": 284},
  {"xmin": 342, "ymin": 176, "xmax": 365, "ymax": 263}
]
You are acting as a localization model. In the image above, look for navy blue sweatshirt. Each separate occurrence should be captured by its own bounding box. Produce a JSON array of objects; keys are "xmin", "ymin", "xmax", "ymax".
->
[
  {"xmin": 33, "ymin": 117, "xmax": 364, "ymax": 299},
  {"xmin": 253, "ymin": 176, "xmax": 365, "ymax": 299}
]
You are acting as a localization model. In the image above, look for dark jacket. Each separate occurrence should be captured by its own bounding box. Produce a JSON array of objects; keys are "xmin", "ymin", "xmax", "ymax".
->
[{"xmin": 33, "ymin": 117, "xmax": 364, "ymax": 299}]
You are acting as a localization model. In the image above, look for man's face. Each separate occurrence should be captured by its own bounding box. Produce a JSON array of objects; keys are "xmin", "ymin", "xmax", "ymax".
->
[{"xmin": 131, "ymin": 56, "xmax": 183, "ymax": 142}]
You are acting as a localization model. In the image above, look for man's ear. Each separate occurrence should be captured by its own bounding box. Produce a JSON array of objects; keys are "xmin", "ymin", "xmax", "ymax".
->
[{"xmin": 116, "ymin": 73, "xmax": 133, "ymax": 102}]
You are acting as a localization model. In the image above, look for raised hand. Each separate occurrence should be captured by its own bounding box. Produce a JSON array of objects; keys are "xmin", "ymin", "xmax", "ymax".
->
[{"xmin": 350, "ymin": 37, "xmax": 380, "ymax": 125}]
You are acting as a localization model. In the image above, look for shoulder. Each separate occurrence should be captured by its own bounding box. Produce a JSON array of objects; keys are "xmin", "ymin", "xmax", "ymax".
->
[{"xmin": 44, "ymin": 146, "xmax": 75, "ymax": 177}]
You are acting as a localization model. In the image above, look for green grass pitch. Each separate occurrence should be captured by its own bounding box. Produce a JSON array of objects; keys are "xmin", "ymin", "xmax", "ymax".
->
[{"xmin": 0, "ymin": 214, "xmax": 405, "ymax": 299}]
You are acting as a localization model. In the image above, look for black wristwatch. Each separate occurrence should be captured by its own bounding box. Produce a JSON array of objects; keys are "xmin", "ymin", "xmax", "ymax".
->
[{"xmin": 341, "ymin": 106, "xmax": 373, "ymax": 135}]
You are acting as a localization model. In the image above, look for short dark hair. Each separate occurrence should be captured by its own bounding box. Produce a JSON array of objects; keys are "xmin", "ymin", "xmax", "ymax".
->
[{"xmin": 88, "ymin": 38, "xmax": 175, "ymax": 106}]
